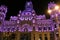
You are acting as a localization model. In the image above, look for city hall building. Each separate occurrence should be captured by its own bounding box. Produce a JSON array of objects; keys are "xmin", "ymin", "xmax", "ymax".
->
[{"xmin": 0, "ymin": 1, "xmax": 60, "ymax": 40}]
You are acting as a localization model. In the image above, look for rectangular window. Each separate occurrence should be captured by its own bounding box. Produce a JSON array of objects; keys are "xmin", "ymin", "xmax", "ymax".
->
[
  {"xmin": 43, "ymin": 27, "xmax": 47, "ymax": 30},
  {"xmin": 55, "ymin": 24, "xmax": 57, "ymax": 28},
  {"xmin": 48, "ymin": 27, "xmax": 52, "ymax": 30},
  {"xmin": 38, "ymin": 27, "xmax": 42, "ymax": 30}
]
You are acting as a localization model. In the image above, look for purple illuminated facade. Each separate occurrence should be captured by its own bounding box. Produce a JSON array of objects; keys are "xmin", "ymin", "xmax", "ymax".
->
[
  {"xmin": 0, "ymin": 1, "xmax": 59, "ymax": 33},
  {"xmin": 0, "ymin": 1, "xmax": 60, "ymax": 40}
]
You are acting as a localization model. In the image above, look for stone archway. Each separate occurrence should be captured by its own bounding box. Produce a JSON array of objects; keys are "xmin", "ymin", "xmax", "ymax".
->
[
  {"xmin": 22, "ymin": 24, "xmax": 30, "ymax": 32},
  {"xmin": 8, "ymin": 33, "xmax": 16, "ymax": 40},
  {"xmin": 20, "ymin": 33, "xmax": 31, "ymax": 40},
  {"xmin": 24, "ymin": 27, "xmax": 28, "ymax": 32},
  {"xmin": 20, "ymin": 24, "xmax": 31, "ymax": 40}
]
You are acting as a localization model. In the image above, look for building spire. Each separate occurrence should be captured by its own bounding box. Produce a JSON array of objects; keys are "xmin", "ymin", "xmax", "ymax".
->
[
  {"xmin": 0, "ymin": 5, "xmax": 7, "ymax": 14},
  {"xmin": 25, "ymin": 1, "xmax": 33, "ymax": 10}
]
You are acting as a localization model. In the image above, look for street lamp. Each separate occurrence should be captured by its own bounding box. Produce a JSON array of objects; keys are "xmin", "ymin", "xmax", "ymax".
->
[
  {"xmin": 48, "ymin": 10, "xmax": 52, "ymax": 14},
  {"xmin": 54, "ymin": 5, "xmax": 59, "ymax": 10}
]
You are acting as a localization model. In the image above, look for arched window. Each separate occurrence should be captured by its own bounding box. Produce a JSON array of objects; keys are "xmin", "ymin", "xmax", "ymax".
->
[
  {"xmin": 22, "ymin": 24, "xmax": 30, "ymax": 32},
  {"xmin": 24, "ymin": 28, "xmax": 28, "ymax": 32}
]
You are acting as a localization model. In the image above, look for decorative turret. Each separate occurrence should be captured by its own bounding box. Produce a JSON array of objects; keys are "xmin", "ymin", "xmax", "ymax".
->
[
  {"xmin": 18, "ymin": 1, "xmax": 36, "ymax": 21},
  {"xmin": 0, "ymin": 5, "xmax": 7, "ymax": 21},
  {"xmin": 25, "ymin": 1, "xmax": 33, "ymax": 10},
  {"xmin": 48, "ymin": 2, "xmax": 60, "ymax": 20}
]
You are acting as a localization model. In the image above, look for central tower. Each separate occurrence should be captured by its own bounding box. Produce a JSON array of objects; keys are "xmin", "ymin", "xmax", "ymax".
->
[{"xmin": 18, "ymin": 1, "xmax": 36, "ymax": 28}]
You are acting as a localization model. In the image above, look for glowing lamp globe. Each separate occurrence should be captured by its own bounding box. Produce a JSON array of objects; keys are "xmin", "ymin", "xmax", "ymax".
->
[
  {"xmin": 54, "ymin": 5, "xmax": 59, "ymax": 10},
  {"xmin": 48, "ymin": 10, "xmax": 52, "ymax": 14}
]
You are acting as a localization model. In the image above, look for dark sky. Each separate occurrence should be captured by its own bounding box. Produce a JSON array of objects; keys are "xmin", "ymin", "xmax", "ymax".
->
[{"xmin": 0, "ymin": 0, "xmax": 59, "ymax": 20}]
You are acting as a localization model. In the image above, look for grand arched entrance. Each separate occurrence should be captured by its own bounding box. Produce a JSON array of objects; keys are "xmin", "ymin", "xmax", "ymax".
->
[
  {"xmin": 20, "ymin": 32, "xmax": 31, "ymax": 40},
  {"xmin": 20, "ymin": 24, "xmax": 31, "ymax": 40}
]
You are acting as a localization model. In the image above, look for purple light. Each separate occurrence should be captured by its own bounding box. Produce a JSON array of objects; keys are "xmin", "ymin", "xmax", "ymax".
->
[
  {"xmin": 0, "ymin": 1, "xmax": 57, "ymax": 33},
  {"xmin": 25, "ymin": 17, "xmax": 28, "ymax": 20},
  {"xmin": 32, "ymin": 19, "xmax": 35, "ymax": 23},
  {"xmin": 0, "ymin": 5, "xmax": 7, "ymax": 13},
  {"xmin": 19, "ymin": 17, "xmax": 24, "ymax": 21}
]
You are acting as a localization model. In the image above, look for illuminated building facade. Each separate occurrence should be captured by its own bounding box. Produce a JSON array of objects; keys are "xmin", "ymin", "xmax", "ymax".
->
[{"xmin": 0, "ymin": 1, "xmax": 60, "ymax": 40}]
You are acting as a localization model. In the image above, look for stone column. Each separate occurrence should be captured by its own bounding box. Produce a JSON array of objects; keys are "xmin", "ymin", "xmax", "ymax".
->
[
  {"xmin": 42, "ymin": 32, "xmax": 44, "ymax": 40},
  {"xmin": 35, "ymin": 32, "xmax": 39, "ymax": 40},
  {"xmin": 47, "ymin": 32, "xmax": 50, "ymax": 40},
  {"xmin": 15, "ymin": 31, "xmax": 20, "ymax": 40},
  {"xmin": 31, "ymin": 31, "xmax": 34, "ymax": 40}
]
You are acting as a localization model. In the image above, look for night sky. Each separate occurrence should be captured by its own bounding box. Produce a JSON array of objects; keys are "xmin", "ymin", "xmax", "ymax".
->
[{"xmin": 0, "ymin": 0, "xmax": 59, "ymax": 20}]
